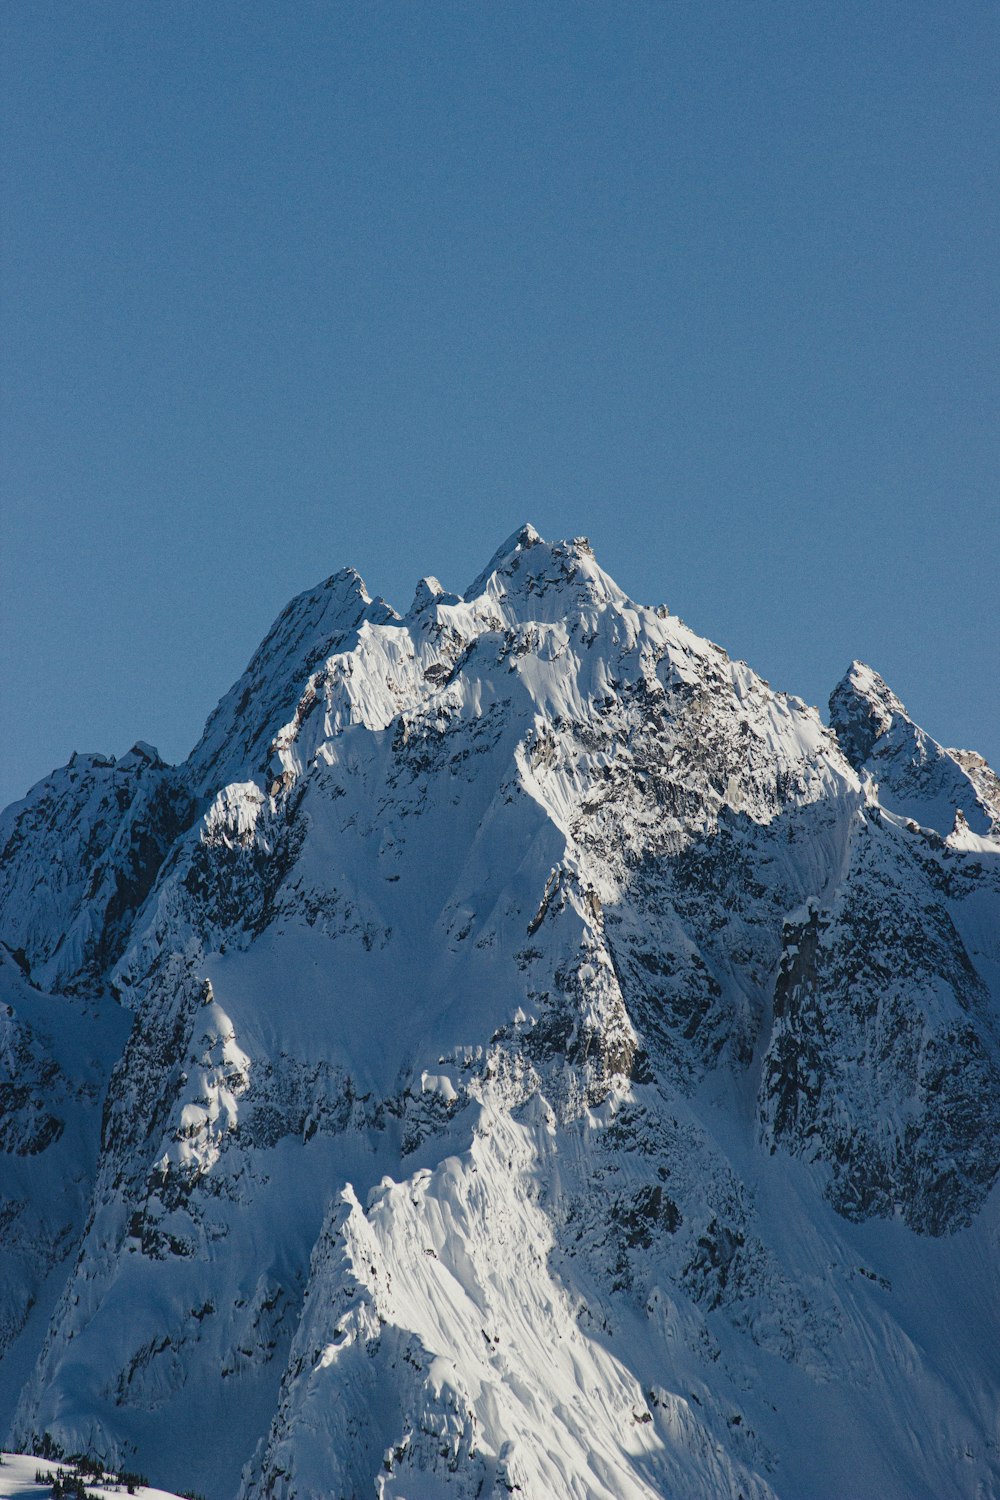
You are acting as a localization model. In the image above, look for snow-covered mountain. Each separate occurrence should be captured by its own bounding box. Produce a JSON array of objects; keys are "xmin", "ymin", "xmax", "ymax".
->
[{"xmin": 1, "ymin": 526, "xmax": 997, "ymax": 1499}]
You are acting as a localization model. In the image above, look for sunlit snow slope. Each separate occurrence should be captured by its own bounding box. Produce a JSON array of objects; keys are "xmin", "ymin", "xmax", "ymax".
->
[{"xmin": 1, "ymin": 527, "xmax": 998, "ymax": 1499}]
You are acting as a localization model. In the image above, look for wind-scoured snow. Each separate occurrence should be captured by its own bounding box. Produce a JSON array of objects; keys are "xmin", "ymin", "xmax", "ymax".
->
[{"xmin": 1, "ymin": 527, "xmax": 998, "ymax": 1499}]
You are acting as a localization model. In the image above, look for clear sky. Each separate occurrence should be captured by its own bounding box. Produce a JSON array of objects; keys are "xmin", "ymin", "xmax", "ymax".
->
[{"xmin": 2, "ymin": 1, "xmax": 997, "ymax": 812}]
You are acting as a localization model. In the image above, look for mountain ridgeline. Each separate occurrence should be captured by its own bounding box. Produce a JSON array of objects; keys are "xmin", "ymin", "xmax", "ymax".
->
[{"xmin": 1, "ymin": 527, "xmax": 997, "ymax": 1500}]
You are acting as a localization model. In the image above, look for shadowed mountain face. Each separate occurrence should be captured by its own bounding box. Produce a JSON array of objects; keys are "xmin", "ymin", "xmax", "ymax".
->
[{"xmin": 2, "ymin": 527, "xmax": 998, "ymax": 1500}]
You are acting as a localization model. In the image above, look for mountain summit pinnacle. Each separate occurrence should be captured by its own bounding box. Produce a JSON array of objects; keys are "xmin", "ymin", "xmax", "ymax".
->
[{"xmin": 462, "ymin": 519, "xmax": 544, "ymax": 596}]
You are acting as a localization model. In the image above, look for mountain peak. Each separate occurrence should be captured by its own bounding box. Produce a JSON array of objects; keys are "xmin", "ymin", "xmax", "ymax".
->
[
  {"xmin": 830, "ymin": 659, "xmax": 998, "ymax": 837},
  {"xmin": 407, "ymin": 576, "xmax": 462, "ymax": 615},
  {"xmin": 119, "ymin": 740, "xmax": 165, "ymax": 769},
  {"xmin": 829, "ymin": 660, "xmax": 906, "ymax": 767},
  {"xmin": 462, "ymin": 522, "xmax": 544, "ymax": 598},
  {"xmin": 462, "ymin": 527, "xmax": 626, "ymax": 623},
  {"xmin": 1, "ymin": 529, "xmax": 998, "ymax": 1500}
]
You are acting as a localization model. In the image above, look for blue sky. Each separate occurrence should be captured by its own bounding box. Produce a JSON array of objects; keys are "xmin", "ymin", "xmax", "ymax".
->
[{"xmin": 2, "ymin": 1, "xmax": 997, "ymax": 810}]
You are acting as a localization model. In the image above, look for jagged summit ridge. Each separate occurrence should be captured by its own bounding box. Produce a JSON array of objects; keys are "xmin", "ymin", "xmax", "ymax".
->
[
  {"xmin": 0, "ymin": 528, "xmax": 998, "ymax": 1500},
  {"xmin": 267, "ymin": 533, "xmax": 673, "ymax": 788},
  {"xmin": 193, "ymin": 527, "xmax": 629, "ymax": 798}
]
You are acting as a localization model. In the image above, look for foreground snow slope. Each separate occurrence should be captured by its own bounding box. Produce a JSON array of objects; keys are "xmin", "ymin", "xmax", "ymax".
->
[
  {"xmin": 0, "ymin": 1453, "xmax": 182, "ymax": 1500},
  {"xmin": 1, "ymin": 526, "xmax": 998, "ymax": 1499}
]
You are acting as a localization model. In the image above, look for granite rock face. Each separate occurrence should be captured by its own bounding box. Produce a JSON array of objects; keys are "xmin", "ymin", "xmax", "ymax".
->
[{"xmin": 1, "ymin": 528, "xmax": 998, "ymax": 1500}]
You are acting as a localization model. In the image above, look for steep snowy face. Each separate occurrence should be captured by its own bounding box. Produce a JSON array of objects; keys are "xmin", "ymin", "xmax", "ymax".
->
[
  {"xmin": 0, "ymin": 748, "xmax": 169, "ymax": 1419},
  {"xmin": 187, "ymin": 568, "xmax": 397, "ymax": 798},
  {"xmin": 830, "ymin": 660, "xmax": 1000, "ymax": 838},
  {"xmin": 0, "ymin": 947, "xmax": 128, "ymax": 1420},
  {"xmin": 0, "ymin": 745, "xmax": 195, "ymax": 997},
  {"xmin": 759, "ymin": 813, "xmax": 1000, "ymax": 1233},
  {"xmin": 2, "ymin": 528, "xmax": 999, "ymax": 1500},
  {"xmin": 948, "ymin": 747, "xmax": 1000, "ymax": 830}
]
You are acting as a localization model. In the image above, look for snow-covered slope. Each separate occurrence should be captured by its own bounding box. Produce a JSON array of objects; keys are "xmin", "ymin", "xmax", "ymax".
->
[
  {"xmin": 0, "ymin": 1451, "xmax": 184, "ymax": 1500},
  {"xmin": 1, "ymin": 527, "xmax": 998, "ymax": 1499}
]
